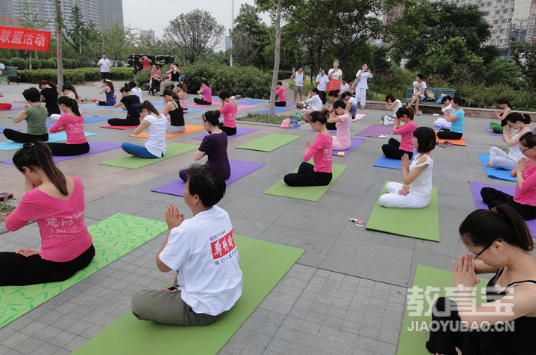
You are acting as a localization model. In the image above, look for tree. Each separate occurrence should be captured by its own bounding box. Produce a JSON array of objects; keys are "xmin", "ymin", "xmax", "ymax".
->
[
  {"xmin": 164, "ymin": 10, "xmax": 225, "ymax": 64},
  {"xmin": 510, "ymin": 39, "xmax": 536, "ymax": 89},
  {"xmin": 388, "ymin": 1, "xmax": 493, "ymax": 70},
  {"xmin": 64, "ymin": 5, "xmax": 100, "ymax": 66},
  {"xmin": 54, "ymin": 0, "xmax": 64, "ymax": 89},
  {"xmin": 19, "ymin": 1, "xmax": 50, "ymax": 69},
  {"xmin": 233, "ymin": 4, "xmax": 271, "ymax": 69}
]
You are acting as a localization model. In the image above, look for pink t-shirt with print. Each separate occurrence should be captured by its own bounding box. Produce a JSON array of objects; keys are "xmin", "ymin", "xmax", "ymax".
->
[
  {"xmin": 514, "ymin": 159, "xmax": 536, "ymax": 206},
  {"xmin": 303, "ymin": 133, "xmax": 332, "ymax": 173},
  {"xmin": 276, "ymin": 87, "xmax": 286, "ymax": 102},
  {"xmin": 202, "ymin": 86, "xmax": 212, "ymax": 103},
  {"xmin": 220, "ymin": 102, "xmax": 237, "ymax": 128},
  {"xmin": 392, "ymin": 121, "xmax": 417, "ymax": 152},
  {"xmin": 49, "ymin": 113, "xmax": 87, "ymax": 144}
]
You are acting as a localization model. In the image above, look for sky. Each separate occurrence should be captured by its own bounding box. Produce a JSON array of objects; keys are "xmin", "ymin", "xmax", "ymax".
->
[{"xmin": 122, "ymin": 0, "xmax": 270, "ymax": 40}]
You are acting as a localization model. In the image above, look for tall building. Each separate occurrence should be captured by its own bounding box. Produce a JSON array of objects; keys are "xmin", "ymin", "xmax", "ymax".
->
[{"xmin": 0, "ymin": 0, "xmax": 123, "ymax": 33}]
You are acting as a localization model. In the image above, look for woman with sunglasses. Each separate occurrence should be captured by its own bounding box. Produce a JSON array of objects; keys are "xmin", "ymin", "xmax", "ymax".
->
[
  {"xmin": 481, "ymin": 131, "xmax": 536, "ymax": 220},
  {"xmin": 426, "ymin": 205, "xmax": 536, "ymax": 355},
  {"xmin": 1, "ymin": 142, "xmax": 94, "ymax": 286},
  {"xmin": 178, "ymin": 110, "xmax": 230, "ymax": 182}
]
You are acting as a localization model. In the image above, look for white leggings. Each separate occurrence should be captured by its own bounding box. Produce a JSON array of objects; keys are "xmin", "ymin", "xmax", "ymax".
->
[
  {"xmin": 489, "ymin": 146, "xmax": 517, "ymax": 171},
  {"xmin": 357, "ymin": 88, "xmax": 367, "ymax": 107},
  {"xmin": 434, "ymin": 117, "xmax": 451, "ymax": 129},
  {"xmin": 379, "ymin": 182, "xmax": 430, "ymax": 209}
]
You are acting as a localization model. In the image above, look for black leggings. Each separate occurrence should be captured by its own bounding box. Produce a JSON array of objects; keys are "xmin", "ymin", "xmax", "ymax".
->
[
  {"xmin": 47, "ymin": 142, "xmax": 90, "ymax": 156},
  {"xmin": 193, "ymin": 98, "xmax": 212, "ymax": 105},
  {"xmin": 381, "ymin": 138, "xmax": 413, "ymax": 160},
  {"xmin": 107, "ymin": 117, "xmax": 139, "ymax": 126},
  {"xmin": 98, "ymin": 101, "xmax": 114, "ymax": 106},
  {"xmin": 275, "ymin": 101, "xmax": 287, "ymax": 107},
  {"xmin": 481, "ymin": 187, "xmax": 536, "ymax": 220},
  {"xmin": 219, "ymin": 124, "xmax": 237, "ymax": 136},
  {"xmin": 437, "ymin": 129, "xmax": 463, "ymax": 140},
  {"xmin": 3, "ymin": 129, "xmax": 48, "ymax": 143},
  {"xmin": 326, "ymin": 122, "xmax": 336, "ymax": 130},
  {"xmin": 284, "ymin": 162, "xmax": 332, "ymax": 187},
  {"xmin": 0, "ymin": 244, "xmax": 95, "ymax": 286}
]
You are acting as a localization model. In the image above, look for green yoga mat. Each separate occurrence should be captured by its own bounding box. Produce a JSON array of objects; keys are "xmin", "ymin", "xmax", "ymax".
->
[
  {"xmin": 236, "ymin": 134, "xmax": 300, "ymax": 152},
  {"xmin": 0, "ymin": 214, "xmax": 167, "ymax": 328},
  {"xmin": 73, "ymin": 236, "xmax": 304, "ymax": 355},
  {"xmin": 366, "ymin": 182, "xmax": 440, "ymax": 241},
  {"xmin": 263, "ymin": 164, "xmax": 347, "ymax": 201},
  {"xmin": 397, "ymin": 265, "xmax": 489, "ymax": 355},
  {"xmin": 99, "ymin": 143, "xmax": 198, "ymax": 169}
]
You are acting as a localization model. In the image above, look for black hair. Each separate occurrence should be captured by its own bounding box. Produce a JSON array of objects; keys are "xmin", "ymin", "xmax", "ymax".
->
[
  {"xmin": 102, "ymin": 53, "xmax": 106, "ymax": 55},
  {"xmin": 396, "ymin": 106, "xmax": 415, "ymax": 120},
  {"xmin": 311, "ymin": 88, "xmax": 319, "ymax": 94},
  {"xmin": 202, "ymin": 110, "xmax": 221, "ymax": 126},
  {"xmin": 23, "ymin": 87, "xmax": 41, "ymax": 103},
  {"xmin": 452, "ymin": 97, "xmax": 466, "ymax": 106},
  {"xmin": 459, "ymin": 205, "xmax": 533, "ymax": 252},
  {"xmin": 417, "ymin": 74, "xmax": 424, "ymax": 80},
  {"xmin": 186, "ymin": 164, "xmax": 226, "ymax": 207},
  {"xmin": 413, "ymin": 127, "xmax": 436, "ymax": 153},
  {"xmin": 120, "ymin": 85, "xmax": 131, "ymax": 93},
  {"xmin": 328, "ymin": 90, "xmax": 339, "ymax": 98},
  {"xmin": 219, "ymin": 89, "xmax": 232, "ymax": 100},
  {"xmin": 441, "ymin": 95, "xmax": 452, "ymax": 104},
  {"xmin": 519, "ymin": 131, "xmax": 536, "ymax": 149},
  {"xmin": 385, "ymin": 94, "xmax": 396, "ymax": 103},
  {"xmin": 497, "ymin": 98, "xmax": 512, "ymax": 108},
  {"xmin": 104, "ymin": 80, "xmax": 115, "ymax": 91},
  {"xmin": 39, "ymin": 80, "xmax": 57, "ymax": 90},
  {"xmin": 505, "ymin": 112, "xmax": 531, "ymax": 125},
  {"xmin": 277, "ymin": 81, "xmax": 282, "ymax": 86},
  {"xmin": 127, "ymin": 81, "xmax": 137, "ymax": 89},
  {"xmin": 341, "ymin": 92, "xmax": 353, "ymax": 100},
  {"xmin": 62, "ymin": 84, "xmax": 79, "ymax": 100},
  {"xmin": 309, "ymin": 110, "xmax": 328, "ymax": 125},
  {"xmin": 13, "ymin": 141, "xmax": 68, "ymax": 196},
  {"xmin": 137, "ymin": 100, "xmax": 160, "ymax": 116},
  {"xmin": 163, "ymin": 89, "xmax": 180, "ymax": 100},
  {"xmin": 342, "ymin": 77, "xmax": 347, "ymax": 82},
  {"xmin": 58, "ymin": 95, "xmax": 81, "ymax": 116},
  {"xmin": 333, "ymin": 100, "xmax": 347, "ymax": 111},
  {"xmin": 201, "ymin": 80, "xmax": 208, "ymax": 86}
]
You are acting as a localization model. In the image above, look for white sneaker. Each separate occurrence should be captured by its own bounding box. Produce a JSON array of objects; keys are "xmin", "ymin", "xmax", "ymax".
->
[{"xmin": 379, "ymin": 134, "xmax": 388, "ymax": 139}]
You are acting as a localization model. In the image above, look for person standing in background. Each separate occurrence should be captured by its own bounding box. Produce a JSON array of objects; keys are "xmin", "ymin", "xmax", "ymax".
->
[
  {"xmin": 139, "ymin": 56, "xmax": 152, "ymax": 71},
  {"xmin": 98, "ymin": 53, "xmax": 112, "ymax": 85},
  {"xmin": 316, "ymin": 69, "xmax": 329, "ymax": 104},
  {"xmin": 327, "ymin": 60, "xmax": 342, "ymax": 93},
  {"xmin": 290, "ymin": 66, "xmax": 306, "ymax": 104},
  {"xmin": 355, "ymin": 64, "xmax": 373, "ymax": 109}
]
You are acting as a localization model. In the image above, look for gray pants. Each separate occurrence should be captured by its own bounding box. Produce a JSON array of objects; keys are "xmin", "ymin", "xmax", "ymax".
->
[
  {"xmin": 131, "ymin": 288, "xmax": 226, "ymax": 326},
  {"xmin": 160, "ymin": 81, "xmax": 178, "ymax": 95}
]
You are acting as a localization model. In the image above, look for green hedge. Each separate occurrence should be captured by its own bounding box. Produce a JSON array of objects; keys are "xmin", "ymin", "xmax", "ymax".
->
[
  {"xmin": 0, "ymin": 59, "xmax": 10, "ymax": 66},
  {"xmin": 16, "ymin": 67, "xmax": 133, "ymax": 85},
  {"xmin": 10, "ymin": 57, "xmax": 28, "ymax": 70},
  {"xmin": 288, "ymin": 81, "xmax": 315, "ymax": 95}
]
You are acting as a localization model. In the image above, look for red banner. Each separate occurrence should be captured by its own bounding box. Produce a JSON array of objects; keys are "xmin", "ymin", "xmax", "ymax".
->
[{"xmin": 0, "ymin": 26, "xmax": 51, "ymax": 51}]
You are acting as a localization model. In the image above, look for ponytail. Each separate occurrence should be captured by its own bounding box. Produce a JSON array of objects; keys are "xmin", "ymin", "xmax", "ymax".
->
[
  {"xmin": 13, "ymin": 142, "xmax": 68, "ymax": 196},
  {"xmin": 396, "ymin": 106, "xmax": 415, "ymax": 120},
  {"xmin": 62, "ymin": 84, "xmax": 80, "ymax": 100},
  {"xmin": 163, "ymin": 89, "xmax": 180, "ymax": 101},
  {"xmin": 137, "ymin": 100, "xmax": 160, "ymax": 116},
  {"xmin": 58, "ymin": 96, "xmax": 81, "ymax": 116},
  {"xmin": 460, "ymin": 206, "xmax": 533, "ymax": 252},
  {"xmin": 202, "ymin": 110, "xmax": 221, "ymax": 126},
  {"xmin": 505, "ymin": 112, "xmax": 532, "ymax": 125},
  {"xmin": 310, "ymin": 110, "xmax": 328, "ymax": 124}
]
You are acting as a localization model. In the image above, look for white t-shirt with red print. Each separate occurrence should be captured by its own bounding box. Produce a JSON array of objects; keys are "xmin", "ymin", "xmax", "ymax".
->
[{"xmin": 158, "ymin": 205, "xmax": 242, "ymax": 315}]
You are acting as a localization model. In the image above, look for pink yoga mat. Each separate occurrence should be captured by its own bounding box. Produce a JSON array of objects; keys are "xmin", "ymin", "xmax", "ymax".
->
[
  {"xmin": 189, "ymin": 102, "xmax": 221, "ymax": 108},
  {"xmin": 470, "ymin": 181, "xmax": 536, "ymax": 237},
  {"xmin": 152, "ymin": 159, "xmax": 265, "ymax": 196},
  {"xmin": 191, "ymin": 127, "xmax": 259, "ymax": 140},
  {"xmin": 332, "ymin": 138, "xmax": 366, "ymax": 156},
  {"xmin": 236, "ymin": 105, "xmax": 257, "ymax": 110},
  {"xmin": 352, "ymin": 114, "xmax": 366, "ymax": 121},
  {"xmin": 355, "ymin": 125, "xmax": 392, "ymax": 138},
  {"xmin": 100, "ymin": 125, "xmax": 138, "ymax": 130},
  {"xmin": 0, "ymin": 141, "xmax": 121, "ymax": 165}
]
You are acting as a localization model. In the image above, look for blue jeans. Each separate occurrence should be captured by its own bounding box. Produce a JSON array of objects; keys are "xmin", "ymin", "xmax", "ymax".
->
[{"xmin": 121, "ymin": 142, "xmax": 159, "ymax": 159}]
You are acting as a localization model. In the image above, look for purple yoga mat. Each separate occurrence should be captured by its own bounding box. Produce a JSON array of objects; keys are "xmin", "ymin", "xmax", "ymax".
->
[
  {"xmin": 10, "ymin": 106, "xmax": 23, "ymax": 110},
  {"xmin": 332, "ymin": 138, "xmax": 366, "ymax": 156},
  {"xmin": 469, "ymin": 181, "xmax": 536, "ymax": 237},
  {"xmin": 485, "ymin": 126, "xmax": 502, "ymax": 136},
  {"xmin": 191, "ymin": 127, "xmax": 259, "ymax": 140},
  {"xmin": 152, "ymin": 159, "xmax": 265, "ymax": 196},
  {"xmin": 0, "ymin": 141, "xmax": 121, "ymax": 165},
  {"xmin": 355, "ymin": 125, "xmax": 393, "ymax": 138}
]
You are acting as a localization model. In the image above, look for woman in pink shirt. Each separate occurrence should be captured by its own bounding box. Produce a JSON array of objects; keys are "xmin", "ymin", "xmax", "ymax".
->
[
  {"xmin": 481, "ymin": 132, "xmax": 536, "ymax": 220},
  {"xmin": 218, "ymin": 89, "xmax": 237, "ymax": 136},
  {"xmin": 327, "ymin": 100, "xmax": 351, "ymax": 150},
  {"xmin": 194, "ymin": 81, "xmax": 212, "ymax": 105},
  {"xmin": 275, "ymin": 81, "xmax": 287, "ymax": 107},
  {"xmin": 1, "ymin": 142, "xmax": 94, "ymax": 286},
  {"xmin": 381, "ymin": 106, "xmax": 417, "ymax": 160},
  {"xmin": 47, "ymin": 96, "xmax": 90, "ymax": 156},
  {"xmin": 284, "ymin": 110, "xmax": 333, "ymax": 186}
]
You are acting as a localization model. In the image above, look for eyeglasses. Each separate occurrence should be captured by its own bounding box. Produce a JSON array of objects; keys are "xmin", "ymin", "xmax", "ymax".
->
[
  {"xmin": 522, "ymin": 147, "xmax": 532, "ymax": 153},
  {"xmin": 471, "ymin": 244, "xmax": 490, "ymax": 260}
]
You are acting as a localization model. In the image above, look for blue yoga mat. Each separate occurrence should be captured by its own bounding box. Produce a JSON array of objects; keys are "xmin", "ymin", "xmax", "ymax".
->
[
  {"xmin": 0, "ymin": 132, "xmax": 96, "ymax": 151},
  {"xmin": 478, "ymin": 154, "xmax": 516, "ymax": 182},
  {"xmin": 0, "ymin": 128, "xmax": 21, "ymax": 134},
  {"xmin": 237, "ymin": 100, "xmax": 265, "ymax": 105},
  {"xmin": 373, "ymin": 156, "xmax": 403, "ymax": 170},
  {"xmin": 253, "ymin": 108, "xmax": 290, "ymax": 114},
  {"xmin": 183, "ymin": 108, "xmax": 204, "ymax": 114}
]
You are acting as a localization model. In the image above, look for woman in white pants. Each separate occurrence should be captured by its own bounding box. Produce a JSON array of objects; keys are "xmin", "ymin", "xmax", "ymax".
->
[
  {"xmin": 379, "ymin": 127, "xmax": 436, "ymax": 208},
  {"xmin": 485, "ymin": 112, "xmax": 532, "ymax": 171},
  {"xmin": 355, "ymin": 64, "xmax": 373, "ymax": 109}
]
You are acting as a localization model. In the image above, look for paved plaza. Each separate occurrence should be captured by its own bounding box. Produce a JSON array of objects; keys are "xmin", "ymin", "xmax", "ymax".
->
[{"xmin": 0, "ymin": 81, "xmax": 526, "ymax": 354}]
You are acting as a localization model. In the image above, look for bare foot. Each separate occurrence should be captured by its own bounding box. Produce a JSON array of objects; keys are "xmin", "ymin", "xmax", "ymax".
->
[
  {"xmin": 485, "ymin": 162, "xmax": 494, "ymax": 167},
  {"xmin": 382, "ymin": 154, "xmax": 386, "ymax": 158},
  {"xmin": 456, "ymin": 346, "xmax": 462, "ymax": 355}
]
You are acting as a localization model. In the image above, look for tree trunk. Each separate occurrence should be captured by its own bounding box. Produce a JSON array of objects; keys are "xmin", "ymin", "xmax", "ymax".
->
[
  {"xmin": 55, "ymin": 0, "xmax": 64, "ymax": 89},
  {"xmin": 29, "ymin": 51, "xmax": 32, "ymax": 70},
  {"xmin": 268, "ymin": 0, "xmax": 283, "ymax": 123}
]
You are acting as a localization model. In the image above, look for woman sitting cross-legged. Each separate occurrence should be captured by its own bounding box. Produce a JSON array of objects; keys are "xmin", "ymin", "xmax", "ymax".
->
[
  {"xmin": 178, "ymin": 110, "xmax": 230, "ymax": 182},
  {"xmin": 327, "ymin": 100, "xmax": 351, "ymax": 151},
  {"xmin": 381, "ymin": 106, "xmax": 418, "ymax": 160},
  {"xmin": 0, "ymin": 142, "xmax": 95, "ymax": 286},
  {"xmin": 47, "ymin": 96, "xmax": 90, "ymax": 156},
  {"xmin": 3, "ymin": 87, "xmax": 48, "ymax": 143},
  {"xmin": 379, "ymin": 127, "xmax": 436, "ymax": 208},
  {"xmin": 284, "ymin": 110, "xmax": 332, "ymax": 187},
  {"xmin": 162, "ymin": 89, "xmax": 185, "ymax": 134},
  {"xmin": 485, "ymin": 112, "xmax": 532, "ymax": 171},
  {"xmin": 106, "ymin": 85, "xmax": 141, "ymax": 127},
  {"xmin": 436, "ymin": 97, "xmax": 466, "ymax": 141},
  {"xmin": 426, "ymin": 205, "xmax": 536, "ymax": 355},
  {"xmin": 121, "ymin": 101, "xmax": 167, "ymax": 159},
  {"xmin": 481, "ymin": 131, "xmax": 536, "ymax": 221}
]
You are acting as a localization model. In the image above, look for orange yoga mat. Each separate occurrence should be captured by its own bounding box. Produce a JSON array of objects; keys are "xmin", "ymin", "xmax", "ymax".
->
[
  {"xmin": 129, "ymin": 124, "xmax": 204, "ymax": 138},
  {"xmin": 435, "ymin": 132, "xmax": 466, "ymax": 146}
]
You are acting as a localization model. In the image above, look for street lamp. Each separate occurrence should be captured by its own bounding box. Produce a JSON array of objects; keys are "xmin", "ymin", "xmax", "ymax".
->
[{"xmin": 230, "ymin": 0, "xmax": 234, "ymax": 67}]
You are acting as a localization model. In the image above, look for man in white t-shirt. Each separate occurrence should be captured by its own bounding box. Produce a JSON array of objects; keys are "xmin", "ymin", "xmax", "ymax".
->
[
  {"xmin": 0, "ymin": 61, "xmax": 5, "ymax": 75},
  {"xmin": 410, "ymin": 73, "xmax": 427, "ymax": 116},
  {"xmin": 316, "ymin": 69, "xmax": 329, "ymax": 104},
  {"xmin": 355, "ymin": 63, "xmax": 373, "ymax": 109},
  {"xmin": 131, "ymin": 165, "xmax": 242, "ymax": 326},
  {"xmin": 97, "ymin": 53, "xmax": 112, "ymax": 84},
  {"xmin": 290, "ymin": 66, "xmax": 306, "ymax": 104}
]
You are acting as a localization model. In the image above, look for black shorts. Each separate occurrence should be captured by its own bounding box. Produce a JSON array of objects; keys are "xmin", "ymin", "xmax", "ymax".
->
[{"xmin": 101, "ymin": 72, "xmax": 111, "ymax": 80}]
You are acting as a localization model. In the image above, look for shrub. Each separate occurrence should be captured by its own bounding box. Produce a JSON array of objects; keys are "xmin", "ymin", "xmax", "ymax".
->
[
  {"xmin": 48, "ymin": 59, "xmax": 56, "ymax": 68},
  {"xmin": 29, "ymin": 58, "xmax": 41, "ymax": 69},
  {"xmin": 0, "ymin": 59, "xmax": 10, "ymax": 66},
  {"xmin": 10, "ymin": 57, "xmax": 28, "ymax": 70},
  {"xmin": 133, "ymin": 69, "xmax": 151, "ymax": 90},
  {"xmin": 111, "ymin": 67, "xmax": 134, "ymax": 81},
  {"xmin": 40, "ymin": 59, "xmax": 51, "ymax": 69},
  {"xmin": 288, "ymin": 81, "xmax": 315, "ymax": 96}
]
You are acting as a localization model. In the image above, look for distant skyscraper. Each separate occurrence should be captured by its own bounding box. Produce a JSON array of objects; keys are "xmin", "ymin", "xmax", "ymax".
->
[{"xmin": 99, "ymin": 0, "xmax": 123, "ymax": 31}]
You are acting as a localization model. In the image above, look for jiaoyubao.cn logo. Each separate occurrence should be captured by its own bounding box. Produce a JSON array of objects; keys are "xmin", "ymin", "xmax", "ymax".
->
[{"xmin": 211, "ymin": 229, "xmax": 236, "ymax": 260}]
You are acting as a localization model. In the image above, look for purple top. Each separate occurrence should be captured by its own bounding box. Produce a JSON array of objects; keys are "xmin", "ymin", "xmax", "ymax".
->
[
  {"xmin": 105, "ymin": 89, "xmax": 116, "ymax": 106},
  {"xmin": 198, "ymin": 132, "xmax": 231, "ymax": 180}
]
